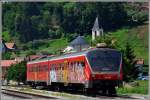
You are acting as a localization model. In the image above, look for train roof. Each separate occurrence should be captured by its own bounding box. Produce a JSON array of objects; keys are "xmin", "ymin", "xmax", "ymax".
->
[{"xmin": 27, "ymin": 48, "xmax": 119, "ymax": 64}]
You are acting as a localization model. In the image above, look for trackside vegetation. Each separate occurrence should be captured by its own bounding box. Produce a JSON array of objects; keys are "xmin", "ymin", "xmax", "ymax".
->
[{"xmin": 117, "ymin": 80, "xmax": 148, "ymax": 95}]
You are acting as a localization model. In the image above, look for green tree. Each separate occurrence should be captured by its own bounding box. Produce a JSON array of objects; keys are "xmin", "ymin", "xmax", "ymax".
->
[
  {"xmin": 2, "ymin": 31, "xmax": 12, "ymax": 42},
  {"xmin": 2, "ymin": 52, "xmax": 12, "ymax": 60},
  {"xmin": 6, "ymin": 61, "xmax": 27, "ymax": 85},
  {"xmin": 2, "ymin": 2, "xmax": 148, "ymax": 43},
  {"xmin": 122, "ymin": 42, "xmax": 139, "ymax": 82},
  {"xmin": 93, "ymin": 34, "xmax": 116, "ymax": 48}
]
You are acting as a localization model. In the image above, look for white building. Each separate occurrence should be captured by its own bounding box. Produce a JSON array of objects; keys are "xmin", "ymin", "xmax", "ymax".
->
[{"xmin": 92, "ymin": 17, "xmax": 104, "ymax": 41}]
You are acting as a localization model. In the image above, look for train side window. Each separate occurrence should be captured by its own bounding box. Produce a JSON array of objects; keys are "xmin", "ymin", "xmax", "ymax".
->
[
  {"xmin": 38, "ymin": 66, "xmax": 39, "ymax": 72},
  {"xmin": 30, "ymin": 67, "xmax": 32, "ymax": 72},
  {"xmin": 78, "ymin": 62, "xmax": 81, "ymax": 67},
  {"xmin": 58, "ymin": 64, "xmax": 60, "ymax": 70},
  {"xmin": 35, "ymin": 66, "xmax": 36, "ymax": 72},
  {"xmin": 75, "ymin": 61, "xmax": 77, "ymax": 68},
  {"xmin": 46, "ymin": 65, "xmax": 48, "ymax": 71},
  {"xmin": 50, "ymin": 64, "xmax": 52, "ymax": 70},
  {"xmin": 32, "ymin": 67, "xmax": 34, "ymax": 72},
  {"xmin": 29, "ymin": 67, "xmax": 31, "ymax": 72},
  {"xmin": 42, "ymin": 66, "xmax": 44, "ymax": 71},
  {"xmin": 81, "ymin": 62, "xmax": 85, "ymax": 67},
  {"xmin": 36, "ymin": 66, "xmax": 38, "ymax": 72},
  {"xmin": 33, "ymin": 66, "xmax": 35, "ymax": 72},
  {"xmin": 71, "ymin": 62, "xmax": 73, "ymax": 70},
  {"xmin": 35, "ymin": 66, "xmax": 37, "ymax": 72},
  {"xmin": 37, "ymin": 66, "xmax": 39, "ymax": 72},
  {"xmin": 31, "ymin": 66, "xmax": 33, "ymax": 72},
  {"xmin": 31, "ymin": 67, "xmax": 33, "ymax": 72},
  {"xmin": 68, "ymin": 62, "xmax": 71, "ymax": 70},
  {"xmin": 40, "ymin": 66, "xmax": 42, "ymax": 72},
  {"xmin": 42, "ymin": 65, "xmax": 45, "ymax": 71}
]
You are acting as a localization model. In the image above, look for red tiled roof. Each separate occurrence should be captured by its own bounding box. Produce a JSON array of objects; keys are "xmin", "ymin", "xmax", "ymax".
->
[
  {"xmin": 1, "ymin": 60, "xmax": 16, "ymax": 67},
  {"xmin": 136, "ymin": 59, "xmax": 144, "ymax": 65},
  {"xmin": 5, "ymin": 43, "xmax": 15, "ymax": 49}
]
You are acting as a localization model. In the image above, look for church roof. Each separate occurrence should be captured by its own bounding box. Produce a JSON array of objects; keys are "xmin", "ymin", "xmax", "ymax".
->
[
  {"xmin": 70, "ymin": 36, "xmax": 89, "ymax": 46},
  {"xmin": 92, "ymin": 17, "xmax": 100, "ymax": 31}
]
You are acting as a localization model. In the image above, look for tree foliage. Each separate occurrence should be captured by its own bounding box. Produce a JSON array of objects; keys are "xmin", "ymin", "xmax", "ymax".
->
[
  {"xmin": 6, "ymin": 61, "xmax": 27, "ymax": 85},
  {"xmin": 122, "ymin": 42, "xmax": 139, "ymax": 82},
  {"xmin": 3, "ymin": 2, "xmax": 147, "ymax": 43},
  {"xmin": 93, "ymin": 34, "xmax": 117, "ymax": 49},
  {"xmin": 2, "ymin": 52, "xmax": 12, "ymax": 60}
]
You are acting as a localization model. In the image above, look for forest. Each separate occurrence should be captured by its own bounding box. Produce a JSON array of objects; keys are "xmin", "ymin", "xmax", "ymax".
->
[{"xmin": 3, "ymin": 2, "xmax": 148, "ymax": 43}]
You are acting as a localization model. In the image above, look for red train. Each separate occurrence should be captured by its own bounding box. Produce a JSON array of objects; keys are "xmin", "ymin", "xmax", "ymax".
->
[{"xmin": 27, "ymin": 48, "xmax": 122, "ymax": 95}]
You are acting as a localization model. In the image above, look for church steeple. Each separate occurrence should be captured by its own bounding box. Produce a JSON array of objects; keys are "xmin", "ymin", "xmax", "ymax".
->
[
  {"xmin": 92, "ymin": 17, "xmax": 104, "ymax": 41},
  {"xmin": 92, "ymin": 17, "xmax": 100, "ymax": 31}
]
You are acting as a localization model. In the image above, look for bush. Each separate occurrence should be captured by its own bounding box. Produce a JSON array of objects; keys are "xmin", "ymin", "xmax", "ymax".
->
[
  {"xmin": 7, "ymin": 61, "xmax": 27, "ymax": 85},
  {"xmin": 2, "ymin": 52, "xmax": 12, "ymax": 60}
]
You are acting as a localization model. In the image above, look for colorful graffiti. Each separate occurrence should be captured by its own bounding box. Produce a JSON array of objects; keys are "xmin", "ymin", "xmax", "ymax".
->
[
  {"xmin": 49, "ymin": 61, "xmax": 85, "ymax": 84},
  {"xmin": 50, "ymin": 68, "xmax": 57, "ymax": 82}
]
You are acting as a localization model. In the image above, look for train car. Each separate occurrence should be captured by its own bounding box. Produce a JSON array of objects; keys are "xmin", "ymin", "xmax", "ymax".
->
[
  {"xmin": 27, "ymin": 58, "xmax": 49, "ymax": 87},
  {"xmin": 27, "ymin": 47, "xmax": 122, "ymax": 94}
]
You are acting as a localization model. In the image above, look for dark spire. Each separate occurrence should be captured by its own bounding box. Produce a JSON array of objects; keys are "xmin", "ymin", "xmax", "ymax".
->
[{"xmin": 92, "ymin": 17, "xmax": 100, "ymax": 31}]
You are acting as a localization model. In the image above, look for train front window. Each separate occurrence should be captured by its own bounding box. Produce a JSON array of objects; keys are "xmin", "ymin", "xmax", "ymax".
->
[{"xmin": 87, "ymin": 50, "xmax": 121, "ymax": 72}]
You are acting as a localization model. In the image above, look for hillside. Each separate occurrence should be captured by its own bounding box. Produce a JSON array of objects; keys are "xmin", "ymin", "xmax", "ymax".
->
[
  {"xmin": 17, "ymin": 24, "xmax": 148, "ymax": 65},
  {"xmin": 19, "ymin": 38, "xmax": 68, "ymax": 56},
  {"xmin": 111, "ymin": 24, "xmax": 148, "ymax": 64}
]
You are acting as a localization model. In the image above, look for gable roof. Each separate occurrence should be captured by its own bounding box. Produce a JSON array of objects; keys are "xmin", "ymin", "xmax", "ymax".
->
[
  {"xmin": 5, "ymin": 43, "xmax": 15, "ymax": 49},
  {"xmin": 70, "ymin": 36, "xmax": 89, "ymax": 46}
]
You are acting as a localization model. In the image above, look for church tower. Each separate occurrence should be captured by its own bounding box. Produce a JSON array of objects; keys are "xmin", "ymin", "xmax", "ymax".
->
[{"xmin": 92, "ymin": 17, "xmax": 103, "ymax": 41}]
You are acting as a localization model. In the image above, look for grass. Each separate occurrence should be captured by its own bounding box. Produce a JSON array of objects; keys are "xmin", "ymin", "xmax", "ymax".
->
[
  {"xmin": 40, "ymin": 38, "xmax": 68, "ymax": 54},
  {"xmin": 18, "ymin": 24, "xmax": 148, "ymax": 66},
  {"xmin": 20, "ymin": 38, "xmax": 68, "ymax": 56},
  {"xmin": 117, "ymin": 80, "xmax": 148, "ymax": 95},
  {"xmin": 110, "ymin": 24, "xmax": 148, "ymax": 65}
]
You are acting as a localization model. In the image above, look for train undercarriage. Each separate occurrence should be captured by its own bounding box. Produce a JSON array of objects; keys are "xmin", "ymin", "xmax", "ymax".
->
[{"xmin": 27, "ymin": 80, "xmax": 121, "ymax": 96}]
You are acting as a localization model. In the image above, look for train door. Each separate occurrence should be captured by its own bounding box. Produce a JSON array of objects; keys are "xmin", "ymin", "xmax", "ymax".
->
[
  {"xmin": 49, "ymin": 64, "xmax": 52, "ymax": 85},
  {"xmin": 34, "ymin": 65, "xmax": 37, "ymax": 83},
  {"xmin": 79, "ymin": 61, "xmax": 86, "ymax": 83},
  {"xmin": 49, "ymin": 64, "xmax": 57, "ymax": 84}
]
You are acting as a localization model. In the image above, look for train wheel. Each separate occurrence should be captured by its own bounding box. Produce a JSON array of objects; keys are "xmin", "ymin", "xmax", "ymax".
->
[
  {"xmin": 84, "ymin": 88, "xmax": 89, "ymax": 96},
  {"xmin": 54, "ymin": 86, "xmax": 60, "ymax": 92},
  {"xmin": 31, "ymin": 83, "xmax": 36, "ymax": 89},
  {"xmin": 101, "ymin": 89, "xmax": 107, "ymax": 96},
  {"xmin": 108, "ymin": 87, "xmax": 116, "ymax": 96},
  {"xmin": 84, "ymin": 88, "xmax": 96, "ymax": 97}
]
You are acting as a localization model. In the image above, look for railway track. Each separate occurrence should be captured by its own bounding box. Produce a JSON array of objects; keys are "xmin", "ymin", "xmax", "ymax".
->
[
  {"xmin": 2, "ymin": 86, "xmax": 146, "ymax": 100},
  {"xmin": 2, "ymin": 88, "xmax": 58, "ymax": 99}
]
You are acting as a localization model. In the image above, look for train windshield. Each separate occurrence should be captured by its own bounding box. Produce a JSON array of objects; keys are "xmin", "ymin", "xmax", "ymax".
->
[{"xmin": 87, "ymin": 50, "xmax": 121, "ymax": 72}]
